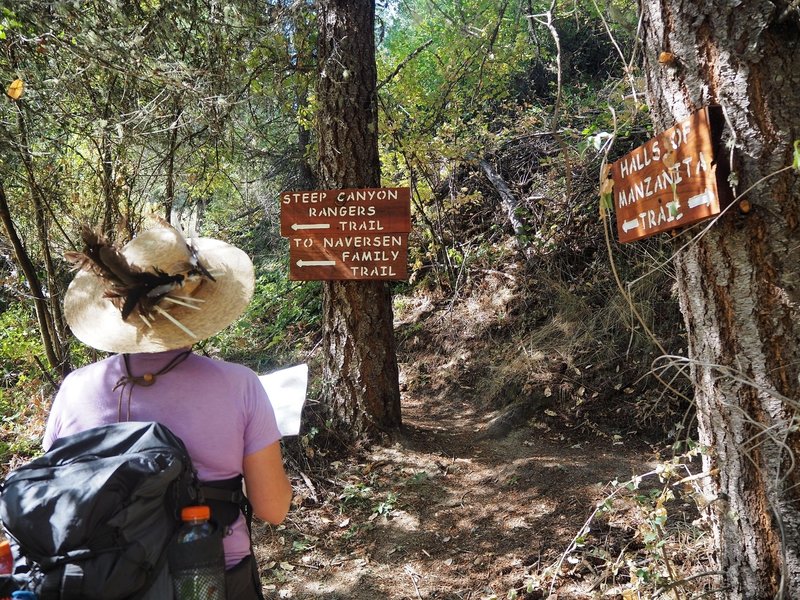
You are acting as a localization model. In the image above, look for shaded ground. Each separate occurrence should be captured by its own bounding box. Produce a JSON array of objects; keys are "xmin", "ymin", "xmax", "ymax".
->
[
  {"xmin": 254, "ymin": 386, "xmax": 661, "ymax": 599},
  {"xmin": 253, "ymin": 270, "xmax": 708, "ymax": 599}
]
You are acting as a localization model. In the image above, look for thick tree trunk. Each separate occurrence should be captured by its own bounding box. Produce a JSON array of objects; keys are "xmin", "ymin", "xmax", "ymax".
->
[
  {"xmin": 316, "ymin": 0, "xmax": 402, "ymax": 440},
  {"xmin": 638, "ymin": 2, "xmax": 800, "ymax": 597}
]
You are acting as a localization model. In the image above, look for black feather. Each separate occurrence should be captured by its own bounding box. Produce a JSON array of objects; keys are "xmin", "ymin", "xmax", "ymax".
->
[
  {"xmin": 184, "ymin": 238, "xmax": 216, "ymax": 282},
  {"xmin": 66, "ymin": 226, "xmax": 194, "ymax": 321}
]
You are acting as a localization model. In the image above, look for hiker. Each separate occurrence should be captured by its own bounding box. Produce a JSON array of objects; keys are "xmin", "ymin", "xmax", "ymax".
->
[{"xmin": 43, "ymin": 224, "xmax": 293, "ymax": 599}]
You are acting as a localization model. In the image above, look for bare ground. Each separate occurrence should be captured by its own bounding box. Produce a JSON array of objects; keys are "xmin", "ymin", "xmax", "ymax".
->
[
  {"xmin": 253, "ymin": 271, "xmax": 708, "ymax": 599},
  {"xmin": 253, "ymin": 386, "xmax": 664, "ymax": 599}
]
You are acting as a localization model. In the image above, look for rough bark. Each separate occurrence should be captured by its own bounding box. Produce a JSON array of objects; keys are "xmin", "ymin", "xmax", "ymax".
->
[
  {"xmin": 638, "ymin": 1, "xmax": 800, "ymax": 597},
  {"xmin": 316, "ymin": 0, "xmax": 402, "ymax": 440}
]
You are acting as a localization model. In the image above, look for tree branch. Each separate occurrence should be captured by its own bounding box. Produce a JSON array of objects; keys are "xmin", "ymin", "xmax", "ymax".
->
[{"xmin": 377, "ymin": 39, "xmax": 433, "ymax": 90}]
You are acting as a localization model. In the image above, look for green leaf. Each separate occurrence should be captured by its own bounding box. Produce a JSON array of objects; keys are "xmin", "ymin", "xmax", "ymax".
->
[{"xmin": 793, "ymin": 140, "xmax": 800, "ymax": 173}]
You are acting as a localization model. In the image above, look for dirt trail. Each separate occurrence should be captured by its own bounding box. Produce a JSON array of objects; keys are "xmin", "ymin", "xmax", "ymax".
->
[{"xmin": 254, "ymin": 386, "xmax": 660, "ymax": 599}]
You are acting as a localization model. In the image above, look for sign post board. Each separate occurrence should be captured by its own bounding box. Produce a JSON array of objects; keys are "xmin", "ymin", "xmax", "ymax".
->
[
  {"xmin": 280, "ymin": 187, "xmax": 411, "ymax": 280},
  {"xmin": 611, "ymin": 106, "xmax": 732, "ymax": 243}
]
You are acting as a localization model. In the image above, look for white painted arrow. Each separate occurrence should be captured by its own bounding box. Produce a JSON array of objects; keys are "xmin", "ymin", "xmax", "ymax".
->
[
  {"xmin": 622, "ymin": 218, "xmax": 639, "ymax": 233},
  {"xmin": 296, "ymin": 260, "xmax": 336, "ymax": 267},
  {"xmin": 687, "ymin": 190, "xmax": 712, "ymax": 209},
  {"xmin": 292, "ymin": 223, "xmax": 331, "ymax": 231}
]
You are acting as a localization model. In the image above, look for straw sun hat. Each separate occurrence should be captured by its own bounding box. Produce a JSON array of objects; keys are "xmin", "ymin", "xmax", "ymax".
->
[{"xmin": 64, "ymin": 225, "xmax": 254, "ymax": 354}]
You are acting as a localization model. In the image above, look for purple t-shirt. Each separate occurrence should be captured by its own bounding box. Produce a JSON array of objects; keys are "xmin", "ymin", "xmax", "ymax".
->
[{"xmin": 43, "ymin": 349, "xmax": 281, "ymax": 568}]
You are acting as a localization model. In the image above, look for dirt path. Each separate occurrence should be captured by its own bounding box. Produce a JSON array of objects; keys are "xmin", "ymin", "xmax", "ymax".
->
[{"xmin": 254, "ymin": 387, "xmax": 660, "ymax": 599}]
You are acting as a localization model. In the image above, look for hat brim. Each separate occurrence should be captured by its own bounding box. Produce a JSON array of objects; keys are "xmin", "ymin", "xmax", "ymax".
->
[{"xmin": 64, "ymin": 230, "xmax": 254, "ymax": 353}]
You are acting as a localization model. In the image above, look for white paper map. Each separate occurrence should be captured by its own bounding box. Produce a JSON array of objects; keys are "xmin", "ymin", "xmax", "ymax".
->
[{"xmin": 258, "ymin": 364, "xmax": 308, "ymax": 436}]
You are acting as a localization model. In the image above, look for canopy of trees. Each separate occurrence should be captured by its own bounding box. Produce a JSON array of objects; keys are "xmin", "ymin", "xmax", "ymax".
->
[{"xmin": 2, "ymin": 1, "xmax": 799, "ymax": 597}]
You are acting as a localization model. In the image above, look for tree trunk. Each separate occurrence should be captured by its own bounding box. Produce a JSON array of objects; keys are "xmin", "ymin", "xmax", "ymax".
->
[
  {"xmin": 316, "ymin": 0, "xmax": 402, "ymax": 440},
  {"xmin": 0, "ymin": 181, "xmax": 66, "ymax": 377},
  {"xmin": 478, "ymin": 157, "xmax": 526, "ymax": 240},
  {"xmin": 638, "ymin": 2, "xmax": 800, "ymax": 597},
  {"xmin": 164, "ymin": 100, "xmax": 182, "ymax": 223},
  {"xmin": 13, "ymin": 105, "xmax": 68, "ymax": 376}
]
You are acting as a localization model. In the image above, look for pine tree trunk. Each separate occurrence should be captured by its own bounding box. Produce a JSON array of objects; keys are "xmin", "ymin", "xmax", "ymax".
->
[
  {"xmin": 638, "ymin": 2, "xmax": 800, "ymax": 597},
  {"xmin": 316, "ymin": 0, "xmax": 402, "ymax": 440}
]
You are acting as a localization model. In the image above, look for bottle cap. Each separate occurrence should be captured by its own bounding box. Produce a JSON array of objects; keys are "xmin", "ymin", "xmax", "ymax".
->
[{"xmin": 181, "ymin": 505, "xmax": 211, "ymax": 521}]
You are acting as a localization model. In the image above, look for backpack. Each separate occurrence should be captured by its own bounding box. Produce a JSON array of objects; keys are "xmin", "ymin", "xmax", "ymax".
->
[{"xmin": 0, "ymin": 421, "xmax": 246, "ymax": 600}]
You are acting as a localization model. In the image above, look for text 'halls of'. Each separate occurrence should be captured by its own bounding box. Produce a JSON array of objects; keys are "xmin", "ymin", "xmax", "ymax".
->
[{"xmin": 616, "ymin": 150, "xmax": 711, "ymax": 208}]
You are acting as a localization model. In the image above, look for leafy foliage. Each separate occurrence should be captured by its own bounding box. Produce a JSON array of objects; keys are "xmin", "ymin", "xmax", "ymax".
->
[{"xmin": 0, "ymin": 0, "xmax": 711, "ymax": 595}]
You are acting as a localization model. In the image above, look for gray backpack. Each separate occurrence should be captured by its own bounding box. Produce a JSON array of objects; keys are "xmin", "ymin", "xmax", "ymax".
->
[{"xmin": 0, "ymin": 421, "xmax": 243, "ymax": 600}]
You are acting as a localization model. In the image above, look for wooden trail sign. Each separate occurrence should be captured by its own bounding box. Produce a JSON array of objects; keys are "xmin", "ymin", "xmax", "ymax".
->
[
  {"xmin": 280, "ymin": 187, "xmax": 411, "ymax": 281},
  {"xmin": 288, "ymin": 233, "xmax": 408, "ymax": 280},
  {"xmin": 280, "ymin": 187, "xmax": 411, "ymax": 237},
  {"xmin": 611, "ymin": 106, "xmax": 732, "ymax": 243}
]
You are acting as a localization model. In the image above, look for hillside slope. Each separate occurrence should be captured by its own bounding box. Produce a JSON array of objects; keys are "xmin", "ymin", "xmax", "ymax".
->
[{"xmin": 258, "ymin": 237, "xmax": 708, "ymax": 598}]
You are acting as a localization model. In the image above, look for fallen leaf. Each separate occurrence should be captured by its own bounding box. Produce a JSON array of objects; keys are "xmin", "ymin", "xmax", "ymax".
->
[{"xmin": 7, "ymin": 78, "xmax": 24, "ymax": 100}]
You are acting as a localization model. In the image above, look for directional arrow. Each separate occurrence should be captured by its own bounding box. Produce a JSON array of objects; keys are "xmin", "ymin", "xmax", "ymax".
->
[
  {"xmin": 296, "ymin": 260, "xmax": 336, "ymax": 267},
  {"xmin": 291, "ymin": 223, "xmax": 331, "ymax": 231},
  {"xmin": 687, "ymin": 190, "xmax": 712, "ymax": 209},
  {"xmin": 622, "ymin": 218, "xmax": 639, "ymax": 233}
]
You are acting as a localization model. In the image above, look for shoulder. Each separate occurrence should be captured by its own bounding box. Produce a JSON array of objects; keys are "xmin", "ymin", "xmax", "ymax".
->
[
  {"xmin": 59, "ymin": 354, "xmax": 119, "ymax": 388},
  {"xmin": 189, "ymin": 354, "xmax": 258, "ymax": 377},
  {"xmin": 185, "ymin": 354, "xmax": 263, "ymax": 393},
  {"xmin": 68, "ymin": 353, "xmax": 118, "ymax": 373}
]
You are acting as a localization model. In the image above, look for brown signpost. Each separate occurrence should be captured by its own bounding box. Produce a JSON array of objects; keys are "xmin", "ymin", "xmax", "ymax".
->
[
  {"xmin": 611, "ymin": 105, "xmax": 732, "ymax": 243},
  {"xmin": 280, "ymin": 187, "xmax": 411, "ymax": 237},
  {"xmin": 288, "ymin": 233, "xmax": 408, "ymax": 280},
  {"xmin": 280, "ymin": 187, "xmax": 411, "ymax": 281}
]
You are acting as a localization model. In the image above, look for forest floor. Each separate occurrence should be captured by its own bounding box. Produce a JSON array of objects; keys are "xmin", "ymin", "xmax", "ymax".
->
[{"xmin": 253, "ymin": 268, "xmax": 712, "ymax": 599}]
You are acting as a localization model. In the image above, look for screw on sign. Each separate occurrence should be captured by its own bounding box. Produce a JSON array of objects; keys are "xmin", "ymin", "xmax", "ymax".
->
[
  {"xmin": 288, "ymin": 233, "xmax": 408, "ymax": 281},
  {"xmin": 280, "ymin": 187, "xmax": 411, "ymax": 281},
  {"xmin": 279, "ymin": 187, "xmax": 411, "ymax": 237},
  {"xmin": 610, "ymin": 106, "xmax": 733, "ymax": 243}
]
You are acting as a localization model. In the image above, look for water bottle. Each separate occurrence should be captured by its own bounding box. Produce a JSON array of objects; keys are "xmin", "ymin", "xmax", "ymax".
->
[
  {"xmin": 0, "ymin": 539, "xmax": 12, "ymax": 575},
  {"xmin": 1, "ymin": 538, "xmax": 13, "ymax": 600},
  {"xmin": 171, "ymin": 505, "xmax": 226, "ymax": 600}
]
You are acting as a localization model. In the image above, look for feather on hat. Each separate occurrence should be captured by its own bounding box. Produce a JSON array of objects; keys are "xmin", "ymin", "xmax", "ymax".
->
[{"xmin": 64, "ymin": 225, "xmax": 254, "ymax": 353}]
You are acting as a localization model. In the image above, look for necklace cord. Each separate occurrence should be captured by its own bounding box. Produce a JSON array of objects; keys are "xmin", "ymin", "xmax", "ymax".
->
[{"xmin": 113, "ymin": 350, "xmax": 192, "ymax": 421}]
